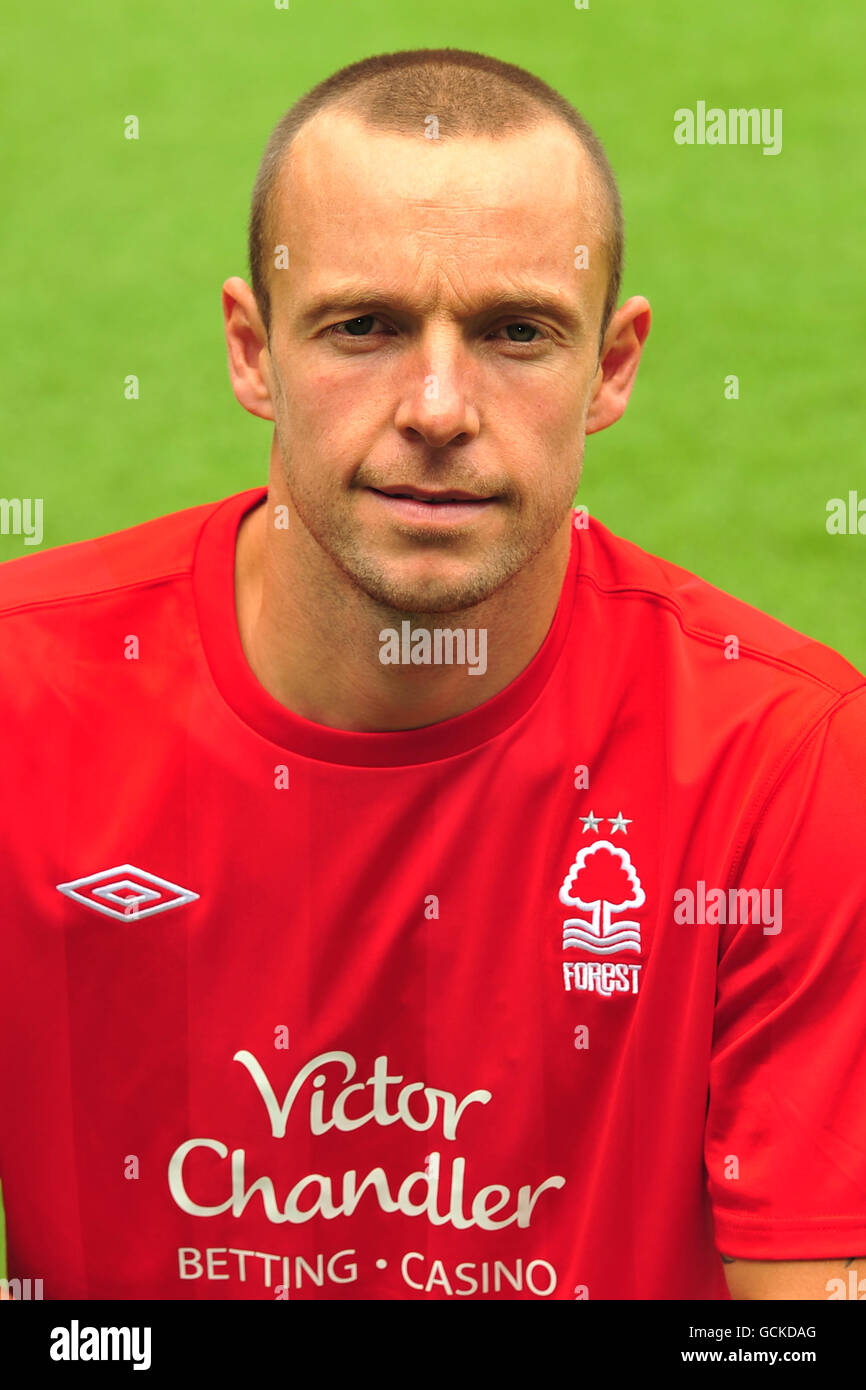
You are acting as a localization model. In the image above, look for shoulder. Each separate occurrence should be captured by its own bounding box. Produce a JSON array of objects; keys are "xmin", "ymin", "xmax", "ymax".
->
[
  {"xmin": 0, "ymin": 493, "xmax": 233, "ymax": 623},
  {"xmin": 575, "ymin": 513, "xmax": 865, "ymax": 701},
  {"xmin": 0, "ymin": 489, "xmax": 265, "ymax": 718}
]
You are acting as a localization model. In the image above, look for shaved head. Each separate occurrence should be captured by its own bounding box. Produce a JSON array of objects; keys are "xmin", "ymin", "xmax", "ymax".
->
[{"xmin": 248, "ymin": 48, "xmax": 624, "ymax": 349}]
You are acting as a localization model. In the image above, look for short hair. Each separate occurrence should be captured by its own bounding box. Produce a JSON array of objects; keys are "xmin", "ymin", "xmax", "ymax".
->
[{"xmin": 249, "ymin": 48, "xmax": 624, "ymax": 350}]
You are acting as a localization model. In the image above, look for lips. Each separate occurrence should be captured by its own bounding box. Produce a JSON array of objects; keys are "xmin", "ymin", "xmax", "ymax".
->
[
  {"xmin": 370, "ymin": 487, "xmax": 492, "ymax": 503},
  {"xmin": 365, "ymin": 488, "xmax": 498, "ymax": 526}
]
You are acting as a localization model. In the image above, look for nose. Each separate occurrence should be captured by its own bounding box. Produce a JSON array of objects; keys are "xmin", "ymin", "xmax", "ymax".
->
[{"xmin": 393, "ymin": 331, "xmax": 481, "ymax": 448}]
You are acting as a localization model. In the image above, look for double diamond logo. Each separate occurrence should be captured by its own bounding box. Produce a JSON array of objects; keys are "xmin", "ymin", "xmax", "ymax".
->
[{"xmin": 56, "ymin": 864, "xmax": 199, "ymax": 921}]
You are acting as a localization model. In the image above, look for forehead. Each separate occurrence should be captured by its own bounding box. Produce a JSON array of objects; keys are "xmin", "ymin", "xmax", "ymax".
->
[{"xmin": 269, "ymin": 108, "xmax": 607, "ymax": 301}]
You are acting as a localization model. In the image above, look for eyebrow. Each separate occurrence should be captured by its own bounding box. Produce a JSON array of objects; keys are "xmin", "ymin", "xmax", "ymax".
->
[{"xmin": 296, "ymin": 285, "xmax": 585, "ymax": 336}]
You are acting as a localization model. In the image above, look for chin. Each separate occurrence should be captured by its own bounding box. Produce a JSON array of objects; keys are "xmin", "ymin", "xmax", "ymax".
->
[{"xmin": 360, "ymin": 568, "xmax": 505, "ymax": 618}]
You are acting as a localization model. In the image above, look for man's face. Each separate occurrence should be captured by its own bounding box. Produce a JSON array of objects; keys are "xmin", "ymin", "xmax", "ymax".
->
[{"xmin": 261, "ymin": 108, "xmax": 610, "ymax": 615}]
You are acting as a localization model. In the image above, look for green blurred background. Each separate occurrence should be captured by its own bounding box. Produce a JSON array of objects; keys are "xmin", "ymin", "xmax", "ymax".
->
[{"xmin": 1, "ymin": 0, "xmax": 863, "ymax": 665}]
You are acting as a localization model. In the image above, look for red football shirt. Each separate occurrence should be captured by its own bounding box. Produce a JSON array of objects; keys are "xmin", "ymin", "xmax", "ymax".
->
[{"xmin": 1, "ymin": 486, "xmax": 865, "ymax": 1300}]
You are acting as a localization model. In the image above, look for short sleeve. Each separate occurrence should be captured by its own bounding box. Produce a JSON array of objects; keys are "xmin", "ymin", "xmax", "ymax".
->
[{"xmin": 705, "ymin": 686, "xmax": 866, "ymax": 1258}]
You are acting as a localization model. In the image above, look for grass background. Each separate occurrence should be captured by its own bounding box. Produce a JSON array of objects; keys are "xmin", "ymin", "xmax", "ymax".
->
[{"xmin": 0, "ymin": 0, "xmax": 863, "ymax": 667}]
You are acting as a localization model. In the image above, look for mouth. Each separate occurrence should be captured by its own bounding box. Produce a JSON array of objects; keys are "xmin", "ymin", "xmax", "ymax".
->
[
  {"xmin": 366, "ymin": 486, "xmax": 499, "ymax": 525},
  {"xmin": 371, "ymin": 486, "xmax": 495, "ymax": 503}
]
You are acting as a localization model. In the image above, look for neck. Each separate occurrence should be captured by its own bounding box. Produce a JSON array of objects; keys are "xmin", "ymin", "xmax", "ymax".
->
[{"xmin": 235, "ymin": 473, "xmax": 572, "ymax": 734}]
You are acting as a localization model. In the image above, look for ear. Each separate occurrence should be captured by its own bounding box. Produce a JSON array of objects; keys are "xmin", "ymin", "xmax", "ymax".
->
[
  {"xmin": 585, "ymin": 297, "xmax": 652, "ymax": 436},
  {"xmin": 222, "ymin": 277, "xmax": 277, "ymax": 422}
]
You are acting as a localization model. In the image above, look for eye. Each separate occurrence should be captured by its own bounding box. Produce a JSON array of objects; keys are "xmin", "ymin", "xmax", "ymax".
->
[
  {"xmin": 326, "ymin": 315, "xmax": 385, "ymax": 337},
  {"xmin": 324, "ymin": 317, "xmax": 548, "ymax": 345},
  {"xmin": 492, "ymin": 322, "xmax": 547, "ymax": 344}
]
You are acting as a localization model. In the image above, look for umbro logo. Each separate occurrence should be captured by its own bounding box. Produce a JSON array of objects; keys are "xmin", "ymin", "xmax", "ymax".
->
[{"xmin": 56, "ymin": 864, "xmax": 199, "ymax": 921}]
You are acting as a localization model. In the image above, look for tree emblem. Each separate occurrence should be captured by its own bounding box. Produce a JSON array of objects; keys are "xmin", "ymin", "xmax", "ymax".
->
[{"xmin": 559, "ymin": 840, "xmax": 645, "ymax": 954}]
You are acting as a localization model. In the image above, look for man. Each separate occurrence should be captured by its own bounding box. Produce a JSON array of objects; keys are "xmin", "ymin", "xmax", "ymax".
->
[{"xmin": 0, "ymin": 48, "xmax": 864, "ymax": 1302}]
